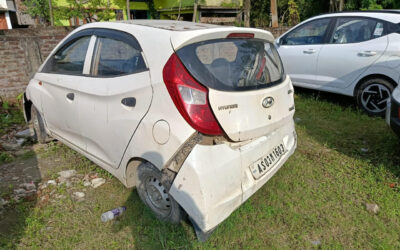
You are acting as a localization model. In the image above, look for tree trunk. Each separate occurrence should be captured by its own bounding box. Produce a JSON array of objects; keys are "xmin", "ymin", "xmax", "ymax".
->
[
  {"xmin": 271, "ymin": 0, "xmax": 278, "ymax": 28},
  {"xmin": 48, "ymin": 0, "xmax": 54, "ymax": 26},
  {"xmin": 339, "ymin": 0, "xmax": 344, "ymax": 11},
  {"xmin": 329, "ymin": 0, "xmax": 334, "ymax": 12},
  {"xmin": 192, "ymin": 0, "xmax": 198, "ymax": 22},
  {"xmin": 243, "ymin": 0, "xmax": 250, "ymax": 27},
  {"xmin": 126, "ymin": 0, "xmax": 130, "ymax": 20}
]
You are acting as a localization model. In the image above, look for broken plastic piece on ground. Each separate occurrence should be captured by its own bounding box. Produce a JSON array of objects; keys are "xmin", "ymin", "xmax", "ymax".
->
[
  {"xmin": 101, "ymin": 206, "xmax": 126, "ymax": 222},
  {"xmin": 91, "ymin": 178, "xmax": 106, "ymax": 188}
]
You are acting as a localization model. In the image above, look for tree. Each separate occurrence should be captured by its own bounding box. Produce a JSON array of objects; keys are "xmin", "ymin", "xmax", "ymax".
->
[
  {"xmin": 48, "ymin": 0, "xmax": 54, "ymax": 25},
  {"xmin": 55, "ymin": 0, "xmax": 115, "ymax": 23},
  {"xmin": 23, "ymin": 0, "xmax": 51, "ymax": 24},
  {"xmin": 126, "ymin": 0, "xmax": 130, "ymax": 20},
  {"xmin": 271, "ymin": 0, "xmax": 278, "ymax": 27},
  {"xmin": 244, "ymin": 0, "xmax": 251, "ymax": 27},
  {"xmin": 287, "ymin": 0, "xmax": 299, "ymax": 26},
  {"xmin": 360, "ymin": 0, "xmax": 383, "ymax": 9},
  {"xmin": 329, "ymin": 0, "xmax": 345, "ymax": 12}
]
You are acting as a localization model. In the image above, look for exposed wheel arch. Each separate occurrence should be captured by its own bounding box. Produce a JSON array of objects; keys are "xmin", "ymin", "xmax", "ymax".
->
[
  {"xmin": 23, "ymin": 93, "xmax": 32, "ymax": 122},
  {"xmin": 125, "ymin": 157, "xmax": 146, "ymax": 188},
  {"xmin": 354, "ymin": 74, "xmax": 398, "ymax": 97}
]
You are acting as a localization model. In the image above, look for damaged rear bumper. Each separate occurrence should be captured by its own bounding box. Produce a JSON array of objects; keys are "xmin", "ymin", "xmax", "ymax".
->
[{"xmin": 169, "ymin": 121, "xmax": 297, "ymax": 232}]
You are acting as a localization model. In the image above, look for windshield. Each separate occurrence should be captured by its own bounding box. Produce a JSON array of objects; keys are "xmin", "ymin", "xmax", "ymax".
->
[{"xmin": 177, "ymin": 38, "xmax": 285, "ymax": 91}]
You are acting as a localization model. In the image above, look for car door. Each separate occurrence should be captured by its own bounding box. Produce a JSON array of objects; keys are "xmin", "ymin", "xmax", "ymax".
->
[
  {"xmin": 36, "ymin": 31, "xmax": 96, "ymax": 149},
  {"xmin": 78, "ymin": 29, "xmax": 152, "ymax": 168},
  {"xmin": 316, "ymin": 17, "xmax": 388, "ymax": 89},
  {"xmin": 276, "ymin": 18, "xmax": 332, "ymax": 86}
]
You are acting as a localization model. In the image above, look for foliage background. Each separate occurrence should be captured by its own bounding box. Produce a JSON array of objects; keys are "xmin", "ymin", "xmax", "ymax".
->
[
  {"xmin": 23, "ymin": 0, "xmax": 400, "ymax": 27},
  {"xmin": 251, "ymin": 0, "xmax": 400, "ymax": 27}
]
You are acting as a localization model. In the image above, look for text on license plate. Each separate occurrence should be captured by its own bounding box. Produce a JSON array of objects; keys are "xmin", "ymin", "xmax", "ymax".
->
[{"xmin": 250, "ymin": 143, "xmax": 285, "ymax": 180}]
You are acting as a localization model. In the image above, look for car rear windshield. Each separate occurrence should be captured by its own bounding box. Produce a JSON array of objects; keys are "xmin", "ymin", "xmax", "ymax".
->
[{"xmin": 176, "ymin": 38, "xmax": 284, "ymax": 91}]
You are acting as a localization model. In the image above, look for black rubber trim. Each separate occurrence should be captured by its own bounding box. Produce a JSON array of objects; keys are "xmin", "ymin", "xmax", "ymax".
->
[{"xmin": 390, "ymin": 97, "xmax": 400, "ymax": 137}]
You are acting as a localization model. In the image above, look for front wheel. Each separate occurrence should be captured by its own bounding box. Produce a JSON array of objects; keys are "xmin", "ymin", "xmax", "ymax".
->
[
  {"xmin": 356, "ymin": 78, "xmax": 394, "ymax": 116},
  {"xmin": 136, "ymin": 162, "xmax": 183, "ymax": 224}
]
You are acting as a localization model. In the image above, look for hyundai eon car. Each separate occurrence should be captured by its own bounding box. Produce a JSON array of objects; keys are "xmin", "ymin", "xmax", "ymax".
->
[{"xmin": 23, "ymin": 20, "xmax": 297, "ymax": 239}]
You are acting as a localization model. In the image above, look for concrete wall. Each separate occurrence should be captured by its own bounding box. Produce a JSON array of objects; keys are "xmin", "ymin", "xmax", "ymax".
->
[{"xmin": 0, "ymin": 26, "xmax": 290, "ymax": 100}]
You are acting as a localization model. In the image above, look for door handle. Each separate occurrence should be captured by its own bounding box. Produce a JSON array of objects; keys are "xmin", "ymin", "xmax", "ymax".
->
[
  {"xmin": 66, "ymin": 93, "xmax": 74, "ymax": 101},
  {"xmin": 358, "ymin": 51, "xmax": 377, "ymax": 57},
  {"xmin": 121, "ymin": 97, "xmax": 136, "ymax": 107},
  {"xmin": 303, "ymin": 49, "xmax": 316, "ymax": 54}
]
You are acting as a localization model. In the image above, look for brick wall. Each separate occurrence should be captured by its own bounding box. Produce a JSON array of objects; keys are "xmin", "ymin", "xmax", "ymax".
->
[
  {"xmin": 265, "ymin": 26, "xmax": 291, "ymax": 38},
  {"xmin": 0, "ymin": 27, "xmax": 74, "ymax": 100},
  {"xmin": 0, "ymin": 25, "xmax": 290, "ymax": 101}
]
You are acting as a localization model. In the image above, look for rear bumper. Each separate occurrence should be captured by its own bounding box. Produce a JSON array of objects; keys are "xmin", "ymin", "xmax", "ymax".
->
[
  {"xmin": 387, "ymin": 97, "xmax": 400, "ymax": 137},
  {"xmin": 169, "ymin": 120, "xmax": 296, "ymax": 232}
]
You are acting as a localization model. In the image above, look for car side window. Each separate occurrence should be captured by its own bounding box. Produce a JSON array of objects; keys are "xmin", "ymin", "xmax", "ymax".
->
[
  {"xmin": 91, "ymin": 36, "xmax": 146, "ymax": 76},
  {"xmin": 42, "ymin": 36, "xmax": 91, "ymax": 75},
  {"xmin": 330, "ymin": 17, "xmax": 384, "ymax": 44},
  {"xmin": 282, "ymin": 18, "xmax": 331, "ymax": 45}
]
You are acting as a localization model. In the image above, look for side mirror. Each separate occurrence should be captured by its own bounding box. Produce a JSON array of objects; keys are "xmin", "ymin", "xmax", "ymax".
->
[{"xmin": 54, "ymin": 54, "xmax": 64, "ymax": 60}]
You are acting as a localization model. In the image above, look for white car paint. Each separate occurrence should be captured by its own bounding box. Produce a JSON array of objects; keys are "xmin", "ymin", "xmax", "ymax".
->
[
  {"xmin": 24, "ymin": 20, "xmax": 296, "ymax": 234},
  {"xmin": 277, "ymin": 43, "xmax": 322, "ymax": 85},
  {"xmin": 208, "ymin": 76, "xmax": 295, "ymax": 141},
  {"xmin": 316, "ymin": 35, "xmax": 388, "ymax": 89},
  {"xmin": 276, "ymin": 11, "xmax": 400, "ymax": 109}
]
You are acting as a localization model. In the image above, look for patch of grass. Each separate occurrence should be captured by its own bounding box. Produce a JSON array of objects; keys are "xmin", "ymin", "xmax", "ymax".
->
[
  {"xmin": 0, "ymin": 108, "xmax": 25, "ymax": 136},
  {"xmin": 0, "ymin": 152, "xmax": 13, "ymax": 164},
  {"xmin": 2, "ymin": 89, "xmax": 400, "ymax": 248},
  {"xmin": 20, "ymin": 150, "xmax": 35, "ymax": 160}
]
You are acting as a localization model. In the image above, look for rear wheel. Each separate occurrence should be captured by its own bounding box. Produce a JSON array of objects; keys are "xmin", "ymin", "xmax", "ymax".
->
[
  {"xmin": 356, "ymin": 78, "xmax": 394, "ymax": 116},
  {"xmin": 136, "ymin": 162, "xmax": 183, "ymax": 223},
  {"xmin": 30, "ymin": 105, "xmax": 47, "ymax": 143}
]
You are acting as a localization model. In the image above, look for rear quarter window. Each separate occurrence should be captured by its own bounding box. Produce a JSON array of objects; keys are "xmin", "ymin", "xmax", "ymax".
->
[
  {"xmin": 91, "ymin": 36, "xmax": 146, "ymax": 76},
  {"xmin": 177, "ymin": 38, "xmax": 284, "ymax": 91}
]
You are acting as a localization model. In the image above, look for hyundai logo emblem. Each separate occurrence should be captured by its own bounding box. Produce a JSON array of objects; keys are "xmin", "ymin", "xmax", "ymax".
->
[{"xmin": 262, "ymin": 97, "xmax": 274, "ymax": 108}]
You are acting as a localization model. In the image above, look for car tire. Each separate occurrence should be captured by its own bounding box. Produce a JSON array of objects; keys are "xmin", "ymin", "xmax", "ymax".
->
[
  {"xmin": 30, "ymin": 105, "xmax": 47, "ymax": 144},
  {"xmin": 356, "ymin": 77, "xmax": 394, "ymax": 116},
  {"xmin": 136, "ymin": 162, "xmax": 183, "ymax": 224}
]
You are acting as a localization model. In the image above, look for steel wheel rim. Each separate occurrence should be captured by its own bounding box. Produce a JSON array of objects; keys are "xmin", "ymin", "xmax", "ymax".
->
[
  {"xmin": 145, "ymin": 176, "xmax": 171, "ymax": 215},
  {"xmin": 361, "ymin": 83, "xmax": 391, "ymax": 113}
]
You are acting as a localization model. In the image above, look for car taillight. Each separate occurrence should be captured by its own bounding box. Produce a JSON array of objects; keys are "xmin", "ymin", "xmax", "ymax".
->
[
  {"xmin": 163, "ymin": 53, "xmax": 223, "ymax": 135},
  {"xmin": 226, "ymin": 33, "xmax": 254, "ymax": 38}
]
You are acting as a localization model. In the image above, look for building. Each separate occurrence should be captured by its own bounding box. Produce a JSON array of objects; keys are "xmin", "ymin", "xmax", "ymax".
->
[
  {"xmin": 50, "ymin": 0, "xmax": 243, "ymax": 26},
  {"xmin": 155, "ymin": 0, "xmax": 243, "ymax": 24},
  {"xmin": 0, "ymin": 0, "xmax": 17, "ymax": 29}
]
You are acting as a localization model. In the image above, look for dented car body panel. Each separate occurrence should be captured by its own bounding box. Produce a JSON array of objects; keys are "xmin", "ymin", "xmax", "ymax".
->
[{"xmin": 170, "ymin": 98, "xmax": 297, "ymax": 232}]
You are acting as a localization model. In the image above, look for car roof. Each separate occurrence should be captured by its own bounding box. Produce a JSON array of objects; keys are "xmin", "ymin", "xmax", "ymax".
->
[
  {"xmin": 309, "ymin": 10, "xmax": 400, "ymax": 23},
  {"xmin": 72, "ymin": 20, "xmax": 275, "ymax": 50},
  {"xmin": 118, "ymin": 20, "xmax": 220, "ymax": 31}
]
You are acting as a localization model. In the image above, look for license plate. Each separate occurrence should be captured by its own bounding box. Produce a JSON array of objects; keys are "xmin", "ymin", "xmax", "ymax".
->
[{"xmin": 250, "ymin": 143, "xmax": 286, "ymax": 180}]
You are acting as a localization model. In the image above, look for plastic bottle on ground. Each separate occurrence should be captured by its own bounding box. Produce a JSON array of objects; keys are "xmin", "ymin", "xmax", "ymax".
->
[{"xmin": 101, "ymin": 206, "xmax": 126, "ymax": 222}]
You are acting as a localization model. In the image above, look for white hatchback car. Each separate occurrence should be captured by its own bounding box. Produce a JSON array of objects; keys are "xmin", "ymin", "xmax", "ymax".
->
[
  {"xmin": 276, "ymin": 11, "xmax": 400, "ymax": 116},
  {"xmin": 23, "ymin": 20, "xmax": 297, "ymax": 239}
]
